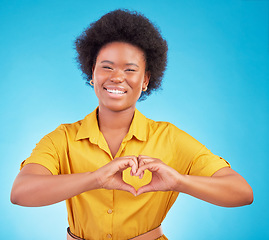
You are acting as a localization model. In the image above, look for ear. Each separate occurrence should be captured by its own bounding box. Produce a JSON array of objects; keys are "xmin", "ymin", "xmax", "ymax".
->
[{"xmin": 143, "ymin": 71, "xmax": 151, "ymax": 89}]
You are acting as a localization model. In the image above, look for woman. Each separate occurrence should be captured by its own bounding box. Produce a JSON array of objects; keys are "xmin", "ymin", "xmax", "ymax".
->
[{"xmin": 11, "ymin": 9, "xmax": 253, "ymax": 240}]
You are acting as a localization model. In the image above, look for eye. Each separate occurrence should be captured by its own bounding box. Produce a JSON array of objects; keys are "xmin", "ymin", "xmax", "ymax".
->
[
  {"xmin": 125, "ymin": 69, "xmax": 136, "ymax": 72},
  {"xmin": 102, "ymin": 66, "xmax": 113, "ymax": 70}
]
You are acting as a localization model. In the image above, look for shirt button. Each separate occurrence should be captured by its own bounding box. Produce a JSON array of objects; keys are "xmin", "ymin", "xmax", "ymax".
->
[
  {"xmin": 107, "ymin": 209, "xmax": 113, "ymax": 214},
  {"xmin": 107, "ymin": 234, "xmax": 112, "ymax": 238}
]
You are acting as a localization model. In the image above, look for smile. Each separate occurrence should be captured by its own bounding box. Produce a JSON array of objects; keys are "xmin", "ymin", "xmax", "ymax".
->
[{"xmin": 105, "ymin": 88, "xmax": 127, "ymax": 95}]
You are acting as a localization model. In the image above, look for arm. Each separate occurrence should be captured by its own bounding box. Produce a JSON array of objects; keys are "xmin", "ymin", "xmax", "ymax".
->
[
  {"xmin": 179, "ymin": 167, "xmax": 253, "ymax": 207},
  {"xmin": 135, "ymin": 156, "xmax": 253, "ymax": 207},
  {"xmin": 10, "ymin": 163, "xmax": 98, "ymax": 207},
  {"xmin": 11, "ymin": 156, "xmax": 139, "ymax": 207}
]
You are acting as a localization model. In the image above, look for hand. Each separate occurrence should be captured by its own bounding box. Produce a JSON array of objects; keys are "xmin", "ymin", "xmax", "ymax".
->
[
  {"xmin": 135, "ymin": 155, "xmax": 182, "ymax": 196},
  {"xmin": 94, "ymin": 156, "xmax": 138, "ymax": 196}
]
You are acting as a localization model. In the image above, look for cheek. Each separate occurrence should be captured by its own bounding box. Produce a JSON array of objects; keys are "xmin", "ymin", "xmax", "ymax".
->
[
  {"xmin": 94, "ymin": 82, "xmax": 103, "ymax": 95},
  {"xmin": 94, "ymin": 70, "xmax": 105, "ymax": 81},
  {"xmin": 93, "ymin": 79, "xmax": 103, "ymax": 97},
  {"xmin": 129, "ymin": 82, "xmax": 142, "ymax": 93},
  {"xmin": 129, "ymin": 74, "xmax": 145, "ymax": 88},
  {"xmin": 93, "ymin": 72, "xmax": 106, "ymax": 91}
]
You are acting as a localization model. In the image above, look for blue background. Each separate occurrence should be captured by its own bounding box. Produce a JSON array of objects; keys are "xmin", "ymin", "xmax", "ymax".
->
[{"xmin": 1, "ymin": 0, "xmax": 268, "ymax": 239}]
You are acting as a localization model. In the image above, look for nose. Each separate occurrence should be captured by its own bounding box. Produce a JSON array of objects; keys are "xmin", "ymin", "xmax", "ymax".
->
[{"xmin": 110, "ymin": 70, "xmax": 125, "ymax": 83}]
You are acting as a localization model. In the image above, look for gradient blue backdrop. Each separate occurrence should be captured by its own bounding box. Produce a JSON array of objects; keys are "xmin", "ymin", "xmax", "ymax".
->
[{"xmin": 1, "ymin": 0, "xmax": 268, "ymax": 239}]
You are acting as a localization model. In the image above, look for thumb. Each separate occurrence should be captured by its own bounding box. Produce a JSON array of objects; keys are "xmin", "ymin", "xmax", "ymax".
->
[
  {"xmin": 119, "ymin": 183, "xmax": 137, "ymax": 196},
  {"xmin": 136, "ymin": 183, "xmax": 155, "ymax": 196}
]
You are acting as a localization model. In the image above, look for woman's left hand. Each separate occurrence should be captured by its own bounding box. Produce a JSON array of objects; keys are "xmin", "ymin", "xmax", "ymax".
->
[
  {"xmin": 135, "ymin": 155, "xmax": 182, "ymax": 195},
  {"xmin": 135, "ymin": 155, "xmax": 253, "ymax": 207}
]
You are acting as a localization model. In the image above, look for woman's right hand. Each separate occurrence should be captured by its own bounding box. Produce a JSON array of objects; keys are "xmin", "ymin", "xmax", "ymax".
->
[
  {"xmin": 11, "ymin": 156, "xmax": 139, "ymax": 207},
  {"xmin": 94, "ymin": 156, "xmax": 138, "ymax": 196}
]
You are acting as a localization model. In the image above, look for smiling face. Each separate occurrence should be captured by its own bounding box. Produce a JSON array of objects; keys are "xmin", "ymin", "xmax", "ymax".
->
[{"xmin": 92, "ymin": 41, "xmax": 150, "ymax": 113}]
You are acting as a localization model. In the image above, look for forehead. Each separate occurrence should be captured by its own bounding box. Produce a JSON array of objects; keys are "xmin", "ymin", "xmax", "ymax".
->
[{"xmin": 96, "ymin": 42, "xmax": 146, "ymax": 64}]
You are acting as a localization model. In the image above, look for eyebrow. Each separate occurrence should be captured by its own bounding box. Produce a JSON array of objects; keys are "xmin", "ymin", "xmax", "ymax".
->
[
  {"xmin": 101, "ymin": 60, "xmax": 114, "ymax": 64},
  {"xmin": 126, "ymin": 63, "xmax": 139, "ymax": 68},
  {"xmin": 100, "ymin": 60, "xmax": 139, "ymax": 68}
]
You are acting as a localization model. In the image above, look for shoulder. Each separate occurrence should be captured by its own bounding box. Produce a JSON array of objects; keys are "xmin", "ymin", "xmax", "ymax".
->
[
  {"xmin": 45, "ymin": 108, "xmax": 97, "ymax": 143},
  {"xmin": 47, "ymin": 119, "xmax": 83, "ymax": 139},
  {"xmin": 146, "ymin": 117, "xmax": 204, "ymax": 152},
  {"xmin": 146, "ymin": 118, "xmax": 194, "ymax": 141}
]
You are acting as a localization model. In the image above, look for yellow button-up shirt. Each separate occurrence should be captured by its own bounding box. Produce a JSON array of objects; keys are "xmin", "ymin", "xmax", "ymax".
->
[{"xmin": 21, "ymin": 108, "xmax": 230, "ymax": 240}]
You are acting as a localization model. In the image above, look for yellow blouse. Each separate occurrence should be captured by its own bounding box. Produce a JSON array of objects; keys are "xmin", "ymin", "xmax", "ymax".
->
[{"xmin": 21, "ymin": 108, "xmax": 230, "ymax": 240}]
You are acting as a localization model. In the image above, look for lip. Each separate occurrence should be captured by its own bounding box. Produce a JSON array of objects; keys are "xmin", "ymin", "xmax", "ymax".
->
[
  {"xmin": 104, "ymin": 85, "xmax": 127, "ymax": 92},
  {"xmin": 103, "ymin": 85, "xmax": 127, "ymax": 97},
  {"xmin": 104, "ymin": 85, "xmax": 127, "ymax": 95}
]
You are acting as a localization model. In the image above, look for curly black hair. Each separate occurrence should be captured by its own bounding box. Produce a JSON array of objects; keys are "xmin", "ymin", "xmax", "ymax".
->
[{"xmin": 75, "ymin": 9, "xmax": 168, "ymax": 100}]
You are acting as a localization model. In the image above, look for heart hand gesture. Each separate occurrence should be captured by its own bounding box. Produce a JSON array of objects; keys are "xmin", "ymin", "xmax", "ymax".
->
[{"xmin": 94, "ymin": 155, "xmax": 181, "ymax": 196}]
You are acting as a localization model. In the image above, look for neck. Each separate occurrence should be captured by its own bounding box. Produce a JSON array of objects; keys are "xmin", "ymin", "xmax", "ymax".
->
[{"xmin": 98, "ymin": 106, "xmax": 136, "ymax": 134}]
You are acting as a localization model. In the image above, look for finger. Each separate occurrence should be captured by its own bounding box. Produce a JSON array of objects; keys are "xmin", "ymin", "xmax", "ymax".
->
[
  {"xmin": 138, "ymin": 155, "xmax": 154, "ymax": 167},
  {"xmin": 138, "ymin": 158, "xmax": 145, "ymax": 168},
  {"xmin": 129, "ymin": 156, "xmax": 138, "ymax": 175},
  {"xmin": 119, "ymin": 156, "xmax": 138, "ymax": 175},
  {"xmin": 136, "ymin": 183, "xmax": 156, "ymax": 196},
  {"xmin": 135, "ymin": 162, "xmax": 157, "ymax": 176},
  {"xmin": 118, "ymin": 183, "xmax": 137, "ymax": 196},
  {"xmin": 117, "ymin": 158, "xmax": 137, "ymax": 172},
  {"xmin": 128, "ymin": 157, "xmax": 139, "ymax": 175},
  {"xmin": 137, "ymin": 155, "xmax": 151, "ymax": 177},
  {"xmin": 137, "ymin": 158, "xmax": 145, "ymax": 178},
  {"xmin": 135, "ymin": 164, "xmax": 147, "ymax": 176},
  {"xmin": 138, "ymin": 155, "xmax": 150, "ymax": 158},
  {"xmin": 138, "ymin": 155, "xmax": 153, "ymax": 160}
]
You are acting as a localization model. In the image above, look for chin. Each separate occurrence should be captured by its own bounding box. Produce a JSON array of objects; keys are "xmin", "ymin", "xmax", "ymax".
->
[{"xmin": 101, "ymin": 102, "xmax": 136, "ymax": 113}]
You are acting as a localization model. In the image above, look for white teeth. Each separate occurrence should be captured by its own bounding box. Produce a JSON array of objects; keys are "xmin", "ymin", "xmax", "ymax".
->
[{"xmin": 106, "ymin": 89, "xmax": 125, "ymax": 94}]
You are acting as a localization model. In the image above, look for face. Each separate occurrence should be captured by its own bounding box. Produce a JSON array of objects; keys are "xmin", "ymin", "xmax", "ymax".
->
[{"xmin": 92, "ymin": 41, "xmax": 150, "ymax": 113}]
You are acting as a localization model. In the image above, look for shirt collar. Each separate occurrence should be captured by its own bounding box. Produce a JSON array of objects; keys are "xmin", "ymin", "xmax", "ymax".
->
[
  {"xmin": 125, "ymin": 109, "xmax": 148, "ymax": 142},
  {"xmin": 75, "ymin": 108, "xmax": 148, "ymax": 143},
  {"xmin": 75, "ymin": 108, "xmax": 100, "ymax": 144}
]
